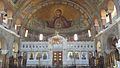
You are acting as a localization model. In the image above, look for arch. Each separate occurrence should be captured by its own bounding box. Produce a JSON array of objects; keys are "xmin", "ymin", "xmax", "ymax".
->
[
  {"xmin": 23, "ymin": 52, "xmax": 27, "ymax": 60},
  {"xmin": 100, "ymin": 9, "xmax": 111, "ymax": 23},
  {"xmin": 29, "ymin": 52, "xmax": 34, "ymax": 60},
  {"xmin": 97, "ymin": 41, "xmax": 102, "ymax": 52},
  {"xmin": 100, "ymin": 9, "xmax": 106, "ymax": 19},
  {"xmin": 111, "ymin": 5, "xmax": 117, "ymax": 18},
  {"xmin": 0, "ymin": 1, "xmax": 4, "ymax": 11},
  {"xmin": 94, "ymin": 18, "xmax": 99, "ymax": 27},
  {"xmin": 0, "ymin": 36, "xmax": 7, "ymax": 49},
  {"xmin": 93, "ymin": 16, "xmax": 100, "ymax": 33},
  {"xmin": 67, "ymin": 52, "xmax": 73, "ymax": 59},
  {"xmin": 16, "ymin": 18, "xmax": 21, "ymax": 26},
  {"xmin": 36, "ymin": 52, "xmax": 42, "ymax": 60},
  {"xmin": 21, "ymin": 0, "xmax": 93, "ymax": 28},
  {"xmin": 106, "ymin": 35, "xmax": 119, "ymax": 67},
  {"xmin": 108, "ymin": 0, "xmax": 114, "ymax": 13},
  {"xmin": 7, "ymin": 10, "xmax": 13, "ymax": 19},
  {"xmin": 42, "ymin": 52, "xmax": 48, "ymax": 60},
  {"xmin": 108, "ymin": 0, "xmax": 117, "ymax": 18},
  {"xmin": 107, "ymin": 34, "xmax": 118, "ymax": 49}
]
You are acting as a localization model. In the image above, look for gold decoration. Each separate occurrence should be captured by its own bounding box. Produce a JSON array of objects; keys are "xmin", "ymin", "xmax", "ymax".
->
[{"xmin": 49, "ymin": 31, "xmax": 63, "ymax": 45}]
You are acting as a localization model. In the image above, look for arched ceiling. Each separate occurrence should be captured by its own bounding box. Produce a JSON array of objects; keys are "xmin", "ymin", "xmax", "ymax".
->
[
  {"xmin": 8, "ymin": 0, "xmax": 105, "ymax": 40},
  {"xmin": 34, "ymin": 4, "xmax": 81, "ymax": 21}
]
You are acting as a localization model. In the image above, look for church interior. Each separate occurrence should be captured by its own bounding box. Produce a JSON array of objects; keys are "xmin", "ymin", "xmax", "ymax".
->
[{"xmin": 0, "ymin": 0, "xmax": 120, "ymax": 68}]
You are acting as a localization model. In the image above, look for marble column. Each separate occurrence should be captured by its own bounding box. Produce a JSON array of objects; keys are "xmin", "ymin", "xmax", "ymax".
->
[{"xmin": 49, "ymin": 50, "xmax": 53, "ymax": 66}]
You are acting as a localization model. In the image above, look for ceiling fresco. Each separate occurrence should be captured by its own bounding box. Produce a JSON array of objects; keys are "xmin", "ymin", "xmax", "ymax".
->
[
  {"xmin": 23, "ymin": 1, "xmax": 91, "ymax": 34},
  {"xmin": 8, "ymin": 0, "xmax": 105, "ymax": 41}
]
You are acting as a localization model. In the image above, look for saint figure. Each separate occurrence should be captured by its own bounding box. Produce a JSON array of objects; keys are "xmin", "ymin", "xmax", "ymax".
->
[{"xmin": 47, "ymin": 9, "xmax": 71, "ymax": 29}]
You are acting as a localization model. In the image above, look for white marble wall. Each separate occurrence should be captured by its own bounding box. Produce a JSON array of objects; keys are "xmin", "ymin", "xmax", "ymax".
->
[
  {"xmin": 0, "ymin": 25, "xmax": 20, "ymax": 56},
  {"xmin": 20, "ymin": 41, "xmax": 95, "ymax": 66}
]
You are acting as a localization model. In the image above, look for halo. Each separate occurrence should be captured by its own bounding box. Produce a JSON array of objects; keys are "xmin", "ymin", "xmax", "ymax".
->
[{"xmin": 54, "ymin": 8, "xmax": 63, "ymax": 14}]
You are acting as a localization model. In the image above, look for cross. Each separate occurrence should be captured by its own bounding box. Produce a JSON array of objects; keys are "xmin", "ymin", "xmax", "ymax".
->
[{"xmin": 55, "ymin": 30, "xmax": 59, "ymax": 35}]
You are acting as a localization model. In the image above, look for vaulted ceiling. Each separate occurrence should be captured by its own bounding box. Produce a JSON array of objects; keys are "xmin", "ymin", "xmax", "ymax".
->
[{"xmin": 5, "ymin": 0, "xmax": 106, "ymax": 41}]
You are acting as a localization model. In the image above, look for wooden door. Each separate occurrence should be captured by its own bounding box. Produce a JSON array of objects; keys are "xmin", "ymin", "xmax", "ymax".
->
[{"xmin": 53, "ymin": 51, "xmax": 63, "ymax": 66}]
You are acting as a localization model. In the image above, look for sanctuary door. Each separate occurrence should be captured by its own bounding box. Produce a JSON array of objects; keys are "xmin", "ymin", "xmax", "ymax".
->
[{"xmin": 53, "ymin": 51, "xmax": 63, "ymax": 66}]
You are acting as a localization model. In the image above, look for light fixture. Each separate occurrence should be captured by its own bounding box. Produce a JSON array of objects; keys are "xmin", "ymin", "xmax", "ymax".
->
[
  {"xmin": 88, "ymin": 30, "xmax": 91, "ymax": 37},
  {"xmin": 15, "ymin": 25, "xmax": 17, "ymax": 30},
  {"xmin": 25, "ymin": 30, "xmax": 28, "ymax": 37},
  {"xmin": 74, "ymin": 34, "xmax": 78, "ymax": 41},
  {"xmin": 12, "ymin": 47, "xmax": 15, "ymax": 52},
  {"xmin": 39, "ymin": 34, "xmax": 43, "ymax": 40}
]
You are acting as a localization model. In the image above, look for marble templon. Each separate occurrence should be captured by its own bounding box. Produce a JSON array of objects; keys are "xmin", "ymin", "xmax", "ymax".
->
[{"xmin": 20, "ymin": 34, "xmax": 95, "ymax": 67}]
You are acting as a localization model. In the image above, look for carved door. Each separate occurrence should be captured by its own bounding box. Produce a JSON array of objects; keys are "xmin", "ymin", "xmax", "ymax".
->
[{"xmin": 53, "ymin": 51, "xmax": 63, "ymax": 66}]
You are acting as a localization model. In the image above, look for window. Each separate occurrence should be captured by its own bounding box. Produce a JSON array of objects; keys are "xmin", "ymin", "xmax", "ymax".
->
[
  {"xmin": 39, "ymin": 34, "xmax": 43, "ymax": 40},
  {"xmin": 74, "ymin": 34, "xmax": 78, "ymax": 41}
]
